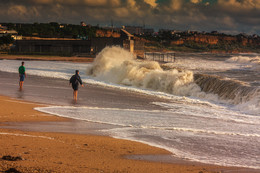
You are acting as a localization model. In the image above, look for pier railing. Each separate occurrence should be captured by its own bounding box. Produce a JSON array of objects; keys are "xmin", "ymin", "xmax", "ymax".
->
[{"xmin": 144, "ymin": 52, "xmax": 176, "ymax": 62}]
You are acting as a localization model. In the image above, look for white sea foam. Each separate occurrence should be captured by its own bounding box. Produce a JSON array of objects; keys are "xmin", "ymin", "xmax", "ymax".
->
[
  {"xmin": 35, "ymin": 105, "xmax": 260, "ymax": 169},
  {"xmin": 227, "ymin": 55, "xmax": 260, "ymax": 64},
  {"xmin": 226, "ymin": 55, "xmax": 260, "ymax": 71},
  {"xmin": 152, "ymin": 102, "xmax": 260, "ymax": 125},
  {"xmin": 0, "ymin": 132, "xmax": 54, "ymax": 140}
]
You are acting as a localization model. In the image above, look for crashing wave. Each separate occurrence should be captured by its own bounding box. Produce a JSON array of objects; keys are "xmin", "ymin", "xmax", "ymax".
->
[{"xmin": 87, "ymin": 46, "xmax": 260, "ymax": 115}]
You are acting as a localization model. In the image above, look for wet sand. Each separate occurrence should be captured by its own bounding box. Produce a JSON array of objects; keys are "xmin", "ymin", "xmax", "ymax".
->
[
  {"xmin": 0, "ymin": 70, "xmax": 259, "ymax": 172},
  {"xmin": 0, "ymin": 71, "xmax": 168, "ymax": 110}
]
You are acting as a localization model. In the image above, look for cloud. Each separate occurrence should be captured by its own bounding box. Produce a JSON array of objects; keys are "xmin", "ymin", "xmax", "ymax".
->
[
  {"xmin": 160, "ymin": 0, "xmax": 183, "ymax": 11},
  {"xmin": 7, "ymin": 5, "xmax": 27, "ymax": 17},
  {"xmin": 218, "ymin": 0, "xmax": 260, "ymax": 10},
  {"xmin": 6, "ymin": 5, "xmax": 41, "ymax": 21},
  {"xmin": 109, "ymin": 0, "xmax": 121, "ymax": 7},
  {"xmin": 30, "ymin": 0, "xmax": 54, "ymax": 4},
  {"xmin": 113, "ymin": 7, "xmax": 130, "ymax": 18},
  {"xmin": 0, "ymin": 0, "xmax": 259, "ymax": 35},
  {"xmin": 190, "ymin": 0, "xmax": 202, "ymax": 4},
  {"xmin": 143, "ymin": 0, "xmax": 158, "ymax": 7},
  {"xmin": 83, "ymin": 0, "xmax": 107, "ymax": 6}
]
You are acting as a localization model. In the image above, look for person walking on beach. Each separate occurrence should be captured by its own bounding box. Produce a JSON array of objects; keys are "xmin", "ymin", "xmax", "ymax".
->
[
  {"xmin": 69, "ymin": 70, "xmax": 83, "ymax": 102},
  {"xmin": 18, "ymin": 61, "xmax": 26, "ymax": 90}
]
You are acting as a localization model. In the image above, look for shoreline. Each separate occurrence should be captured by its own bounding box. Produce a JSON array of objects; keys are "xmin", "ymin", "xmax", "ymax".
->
[{"xmin": 1, "ymin": 95, "xmax": 259, "ymax": 173}]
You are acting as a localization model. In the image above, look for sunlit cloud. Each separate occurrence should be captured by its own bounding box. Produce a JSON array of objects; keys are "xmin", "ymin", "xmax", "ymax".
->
[
  {"xmin": 0, "ymin": 0, "xmax": 259, "ymax": 35},
  {"xmin": 144, "ymin": 0, "xmax": 158, "ymax": 7},
  {"xmin": 190, "ymin": 0, "xmax": 202, "ymax": 4},
  {"xmin": 218, "ymin": 0, "xmax": 260, "ymax": 10}
]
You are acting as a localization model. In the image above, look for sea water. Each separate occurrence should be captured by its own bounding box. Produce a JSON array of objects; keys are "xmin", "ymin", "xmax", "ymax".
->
[{"xmin": 0, "ymin": 47, "xmax": 259, "ymax": 169}]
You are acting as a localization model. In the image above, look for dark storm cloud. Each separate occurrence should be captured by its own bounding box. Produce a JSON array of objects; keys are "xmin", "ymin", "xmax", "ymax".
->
[{"xmin": 0, "ymin": 0, "xmax": 259, "ymax": 35}]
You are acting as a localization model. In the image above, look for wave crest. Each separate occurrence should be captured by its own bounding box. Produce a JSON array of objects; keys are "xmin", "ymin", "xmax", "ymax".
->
[
  {"xmin": 226, "ymin": 56, "xmax": 260, "ymax": 71},
  {"xmin": 87, "ymin": 46, "xmax": 198, "ymax": 96}
]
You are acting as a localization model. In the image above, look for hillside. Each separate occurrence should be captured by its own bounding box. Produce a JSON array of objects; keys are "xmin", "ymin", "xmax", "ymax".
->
[{"xmin": 140, "ymin": 32, "xmax": 260, "ymax": 53}]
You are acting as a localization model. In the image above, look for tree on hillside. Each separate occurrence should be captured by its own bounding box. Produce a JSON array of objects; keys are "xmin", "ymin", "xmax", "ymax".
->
[{"xmin": 0, "ymin": 34, "xmax": 14, "ymax": 45}]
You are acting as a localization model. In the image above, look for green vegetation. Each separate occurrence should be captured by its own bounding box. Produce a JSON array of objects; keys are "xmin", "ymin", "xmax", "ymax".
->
[
  {"xmin": 141, "ymin": 31, "xmax": 260, "ymax": 53},
  {"xmin": 0, "ymin": 35, "xmax": 14, "ymax": 52},
  {"xmin": 0, "ymin": 34, "xmax": 13, "ymax": 45},
  {"xmin": 3, "ymin": 22, "xmax": 98, "ymax": 39},
  {"xmin": 144, "ymin": 40, "xmax": 260, "ymax": 53}
]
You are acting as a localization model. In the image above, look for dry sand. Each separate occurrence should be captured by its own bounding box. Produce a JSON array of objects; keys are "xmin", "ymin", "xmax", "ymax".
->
[{"xmin": 1, "ymin": 95, "xmax": 256, "ymax": 173}]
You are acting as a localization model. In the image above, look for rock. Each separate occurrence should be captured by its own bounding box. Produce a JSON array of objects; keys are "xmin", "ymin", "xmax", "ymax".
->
[
  {"xmin": 2, "ymin": 155, "xmax": 23, "ymax": 161},
  {"xmin": 4, "ymin": 168, "xmax": 21, "ymax": 173}
]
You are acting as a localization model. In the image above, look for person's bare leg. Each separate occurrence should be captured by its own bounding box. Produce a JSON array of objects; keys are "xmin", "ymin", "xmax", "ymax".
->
[
  {"xmin": 75, "ymin": 91, "xmax": 78, "ymax": 102},
  {"xmin": 19, "ymin": 81, "xmax": 23, "ymax": 91},
  {"xmin": 73, "ymin": 90, "xmax": 78, "ymax": 102}
]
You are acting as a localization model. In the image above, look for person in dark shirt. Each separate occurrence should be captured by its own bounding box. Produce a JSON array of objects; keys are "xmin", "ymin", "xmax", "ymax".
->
[
  {"xmin": 18, "ymin": 61, "xmax": 26, "ymax": 90},
  {"xmin": 69, "ymin": 70, "xmax": 83, "ymax": 102}
]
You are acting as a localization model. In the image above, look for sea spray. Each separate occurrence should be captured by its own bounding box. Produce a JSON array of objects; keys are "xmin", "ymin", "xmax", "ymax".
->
[
  {"xmin": 143, "ymin": 69, "xmax": 200, "ymax": 96},
  {"xmin": 87, "ymin": 46, "xmax": 200, "ymax": 96}
]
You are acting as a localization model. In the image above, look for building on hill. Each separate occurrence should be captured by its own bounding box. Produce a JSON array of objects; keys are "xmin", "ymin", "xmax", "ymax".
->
[
  {"xmin": 0, "ymin": 28, "xmax": 21, "ymax": 40},
  {"xmin": 0, "ymin": 24, "xmax": 7, "ymax": 30},
  {"xmin": 123, "ymin": 26, "xmax": 154, "ymax": 36},
  {"xmin": 0, "ymin": 29, "xmax": 18, "ymax": 36},
  {"xmin": 80, "ymin": 21, "xmax": 87, "ymax": 27},
  {"xmin": 143, "ymin": 28, "xmax": 154, "ymax": 35}
]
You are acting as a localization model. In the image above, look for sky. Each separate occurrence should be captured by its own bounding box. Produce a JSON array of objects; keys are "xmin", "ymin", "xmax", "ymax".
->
[{"xmin": 1, "ymin": 0, "xmax": 260, "ymax": 35}]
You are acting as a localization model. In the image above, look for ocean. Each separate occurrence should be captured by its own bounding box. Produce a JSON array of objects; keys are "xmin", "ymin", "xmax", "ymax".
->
[{"xmin": 0, "ymin": 46, "xmax": 259, "ymax": 169}]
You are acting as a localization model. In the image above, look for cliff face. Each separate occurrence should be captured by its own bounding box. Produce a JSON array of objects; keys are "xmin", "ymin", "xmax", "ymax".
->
[
  {"xmin": 96, "ymin": 30, "xmax": 120, "ymax": 38},
  {"xmin": 186, "ymin": 35, "xmax": 219, "ymax": 44},
  {"xmin": 170, "ymin": 34, "xmax": 260, "ymax": 46}
]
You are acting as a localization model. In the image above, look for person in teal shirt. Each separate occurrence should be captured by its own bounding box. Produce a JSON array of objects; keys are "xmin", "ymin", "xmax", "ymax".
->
[{"xmin": 18, "ymin": 61, "xmax": 26, "ymax": 90}]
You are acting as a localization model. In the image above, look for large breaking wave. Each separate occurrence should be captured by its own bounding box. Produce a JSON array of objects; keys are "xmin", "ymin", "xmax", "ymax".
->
[
  {"xmin": 87, "ymin": 46, "xmax": 200, "ymax": 96},
  {"xmin": 87, "ymin": 46, "xmax": 259, "ymax": 115}
]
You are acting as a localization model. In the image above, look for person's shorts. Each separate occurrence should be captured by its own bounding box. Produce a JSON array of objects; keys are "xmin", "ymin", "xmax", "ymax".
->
[
  {"xmin": 72, "ymin": 84, "xmax": 79, "ymax": 91},
  {"xmin": 20, "ymin": 74, "xmax": 25, "ymax": 81}
]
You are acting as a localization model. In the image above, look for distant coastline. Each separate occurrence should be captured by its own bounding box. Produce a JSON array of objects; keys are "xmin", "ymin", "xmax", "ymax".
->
[{"xmin": 1, "ymin": 22, "xmax": 260, "ymax": 56}]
